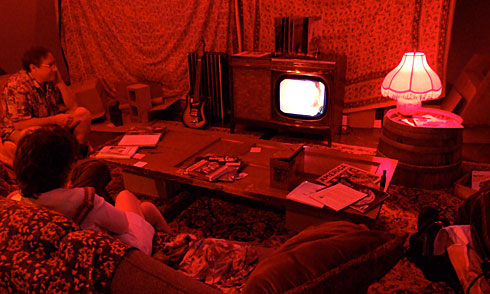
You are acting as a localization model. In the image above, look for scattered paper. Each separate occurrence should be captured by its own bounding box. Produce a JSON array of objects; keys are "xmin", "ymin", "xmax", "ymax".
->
[
  {"xmin": 235, "ymin": 172, "xmax": 248, "ymax": 180},
  {"xmin": 286, "ymin": 181, "xmax": 324, "ymax": 208},
  {"xmin": 133, "ymin": 161, "xmax": 148, "ymax": 167},
  {"xmin": 118, "ymin": 134, "xmax": 162, "ymax": 147},
  {"xmin": 133, "ymin": 153, "xmax": 146, "ymax": 160},
  {"xmin": 250, "ymin": 147, "xmax": 262, "ymax": 153},
  {"xmin": 309, "ymin": 183, "xmax": 367, "ymax": 211}
]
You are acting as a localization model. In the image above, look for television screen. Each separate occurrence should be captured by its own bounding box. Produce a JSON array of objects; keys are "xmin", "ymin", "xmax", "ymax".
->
[{"xmin": 278, "ymin": 77, "xmax": 327, "ymax": 118}]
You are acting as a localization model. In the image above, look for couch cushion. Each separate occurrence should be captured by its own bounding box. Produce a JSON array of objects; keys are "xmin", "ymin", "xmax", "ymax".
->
[
  {"xmin": 243, "ymin": 221, "xmax": 404, "ymax": 294},
  {"xmin": 0, "ymin": 198, "xmax": 131, "ymax": 293}
]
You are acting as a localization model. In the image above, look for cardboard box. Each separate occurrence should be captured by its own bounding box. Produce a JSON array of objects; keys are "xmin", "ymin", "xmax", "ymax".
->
[
  {"xmin": 270, "ymin": 145, "xmax": 304, "ymax": 190},
  {"xmin": 454, "ymin": 169, "xmax": 490, "ymax": 199},
  {"xmin": 454, "ymin": 171, "xmax": 478, "ymax": 199}
]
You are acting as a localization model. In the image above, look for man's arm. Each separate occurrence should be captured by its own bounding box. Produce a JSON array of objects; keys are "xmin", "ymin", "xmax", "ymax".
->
[
  {"xmin": 13, "ymin": 113, "xmax": 73, "ymax": 130},
  {"xmin": 54, "ymin": 69, "xmax": 78, "ymax": 111}
]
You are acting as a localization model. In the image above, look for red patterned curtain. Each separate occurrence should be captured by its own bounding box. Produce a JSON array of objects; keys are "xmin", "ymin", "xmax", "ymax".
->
[
  {"xmin": 60, "ymin": 0, "xmax": 235, "ymax": 98},
  {"xmin": 60, "ymin": 0, "xmax": 455, "ymax": 111},
  {"xmin": 239, "ymin": 0, "xmax": 456, "ymax": 111}
]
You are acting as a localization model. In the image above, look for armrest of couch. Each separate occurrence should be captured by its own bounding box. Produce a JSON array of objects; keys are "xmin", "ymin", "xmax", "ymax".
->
[
  {"xmin": 111, "ymin": 249, "xmax": 221, "ymax": 294},
  {"xmin": 0, "ymin": 199, "xmax": 132, "ymax": 293}
]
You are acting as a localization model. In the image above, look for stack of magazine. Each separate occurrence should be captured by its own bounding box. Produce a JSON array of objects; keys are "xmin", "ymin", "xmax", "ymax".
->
[
  {"xmin": 287, "ymin": 163, "xmax": 390, "ymax": 214},
  {"xmin": 184, "ymin": 154, "xmax": 245, "ymax": 182}
]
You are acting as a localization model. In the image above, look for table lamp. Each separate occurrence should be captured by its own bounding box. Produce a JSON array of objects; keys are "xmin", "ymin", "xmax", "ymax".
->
[{"xmin": 381, "ymin": 52, "xmax": 442, "ymax": 116}]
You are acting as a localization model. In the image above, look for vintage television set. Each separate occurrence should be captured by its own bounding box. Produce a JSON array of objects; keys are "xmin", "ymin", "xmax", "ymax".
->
[{"xmin": 230, "ymin": 54, "xmax": 345, "ymax": 145}]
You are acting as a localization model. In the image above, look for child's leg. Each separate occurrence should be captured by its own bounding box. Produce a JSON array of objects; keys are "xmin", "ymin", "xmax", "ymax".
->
[
  {"xmin": 140, "ymin": 202, "xmax": 172, "ymax": 233},
  {"xmin": 115, "ymin": 190, "xmax": 144, "ymax": 216},
  {"xmin": 115, "ymin": 190, "xmax": 171, "ymax": 233}
]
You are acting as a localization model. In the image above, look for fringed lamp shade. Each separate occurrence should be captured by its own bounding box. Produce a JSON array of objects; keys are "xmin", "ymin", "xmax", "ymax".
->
[{"xmin": 381, "ymin": 52, "xmax": 442, "ymax": 116}]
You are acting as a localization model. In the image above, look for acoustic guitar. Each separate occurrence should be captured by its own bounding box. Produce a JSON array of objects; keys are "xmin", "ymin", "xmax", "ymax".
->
[{"xmin": 182, "ymin": 41, "xmax": 207, "ymax": 128}]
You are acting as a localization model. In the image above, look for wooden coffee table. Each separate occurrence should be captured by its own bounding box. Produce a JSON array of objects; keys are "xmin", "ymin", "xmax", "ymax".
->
[{"xmin": 103, "ymin": 123, "xmax": 398, "ymax": 230}]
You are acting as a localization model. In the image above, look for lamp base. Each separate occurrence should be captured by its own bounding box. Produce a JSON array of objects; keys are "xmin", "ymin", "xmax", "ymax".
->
[{"xmin": 396, "ymin": 98, "xmax": 421, "ymax": 116}]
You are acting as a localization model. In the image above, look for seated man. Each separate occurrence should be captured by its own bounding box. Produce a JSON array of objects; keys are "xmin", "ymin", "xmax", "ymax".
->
[{"xmin": 0, "ymin": 46, "xmax": 91, "ymax": 158}]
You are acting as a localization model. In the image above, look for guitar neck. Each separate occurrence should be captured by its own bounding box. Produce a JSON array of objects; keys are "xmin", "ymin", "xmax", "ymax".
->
[{"xmin": 193, "ymin": 58, "xmax": 202, "ymax": 101}]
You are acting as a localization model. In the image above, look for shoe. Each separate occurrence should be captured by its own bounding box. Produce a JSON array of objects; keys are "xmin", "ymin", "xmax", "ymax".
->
[{"xmin": 78, "ymin": 144, "xmax": 95, "ymax": 159}]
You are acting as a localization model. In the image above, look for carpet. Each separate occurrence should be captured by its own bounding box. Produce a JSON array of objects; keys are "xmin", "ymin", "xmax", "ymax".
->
[
  {"xmin": 99, "ymin": 133, "xmax": 490, "ymax": 293},
  {"xmin": 2, "ymin": 123, "xmax": 486, "ymax": 292}
]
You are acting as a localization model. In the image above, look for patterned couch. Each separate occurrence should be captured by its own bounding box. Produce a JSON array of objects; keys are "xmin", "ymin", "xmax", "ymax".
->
[{"xmin": 0, "ymin": 193, "xmax": 407, "ymax": 294}]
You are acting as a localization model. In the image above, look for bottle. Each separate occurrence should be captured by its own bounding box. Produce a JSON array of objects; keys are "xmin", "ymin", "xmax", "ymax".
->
[
  {"xmin": 108, "ymin": 99, "xmax": 123, "ymax": 126},
  {"xmin": 379, "ymin": 170, "xmax": 387, "ymax": 190}
]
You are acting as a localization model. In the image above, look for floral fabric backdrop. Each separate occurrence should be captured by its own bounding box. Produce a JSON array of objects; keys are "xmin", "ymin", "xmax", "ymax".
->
[
  {"xmin": 240, "ymin": 0, "xmax": 455, "ymax": 111},
  {"xmin": 60, "ymin": 0, "xmax": 454, "ymax": 111},
  {"xmin": 60, "ymin": 0, "xmax": 235, "ymax": 98}
]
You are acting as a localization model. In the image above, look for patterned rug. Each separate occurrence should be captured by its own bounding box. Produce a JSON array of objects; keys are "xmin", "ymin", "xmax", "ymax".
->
[
  {"xmin": 100, "ymin": 133, "xmax": 490, "ymax": 293},
  {"xmin": 2, "ymin": 126, "xmax": 486, "ymax": 292}
]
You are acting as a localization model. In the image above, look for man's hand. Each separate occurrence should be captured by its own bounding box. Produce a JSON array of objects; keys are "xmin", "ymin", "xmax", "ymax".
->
[
  {"xmin": 53, "ymin": 68, "xmax": 64, "ymax": 85},
  {"xmin": 52, "ymin": 113, "xmax": 74, "ymax": 128}
]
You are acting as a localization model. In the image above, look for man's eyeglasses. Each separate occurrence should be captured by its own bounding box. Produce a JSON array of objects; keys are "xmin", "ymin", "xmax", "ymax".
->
[{"xmin": 40, "ymin": 63, "xmax": 57, "ymax": 69}]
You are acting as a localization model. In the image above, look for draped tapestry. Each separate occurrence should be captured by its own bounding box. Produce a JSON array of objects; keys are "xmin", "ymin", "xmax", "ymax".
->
[
  {"xmin": 60, "ymin": 0, "xmax": 235, "ymax": 98},
  {"xmin": 61, "ymin": 0, "xmax": 455, "ymax": 111}
]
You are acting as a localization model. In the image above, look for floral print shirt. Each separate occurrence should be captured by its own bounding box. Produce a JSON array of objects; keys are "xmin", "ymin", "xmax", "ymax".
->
[{"xmin": 0, "ymin": 70, "xmax": 65, "ymax": 140}]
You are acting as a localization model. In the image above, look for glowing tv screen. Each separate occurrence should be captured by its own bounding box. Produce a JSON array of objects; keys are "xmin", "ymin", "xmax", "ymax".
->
[{"xmin": 277, "ymin": 77, "xmax": 327, "ymax": 119}]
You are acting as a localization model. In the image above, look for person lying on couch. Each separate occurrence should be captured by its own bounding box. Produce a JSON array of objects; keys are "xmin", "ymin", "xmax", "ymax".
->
[
  {"xmin": 8, "ymin": 124, "xmax": 171, "ymax": 255},
  {"xmin": 0, "ymin": 46, "xmax": 92, "ymax": 160}
]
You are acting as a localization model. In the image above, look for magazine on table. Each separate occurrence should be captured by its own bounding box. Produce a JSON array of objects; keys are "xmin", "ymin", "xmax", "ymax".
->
[
  {"xmin": 184, "ymin": 154, "xmax": 245, "ymax": 182},
  {"xmin": 334, "ymin": 177, "xmax": 391, "ymax": 213},
  {"xmin": 95, "ymin": 145, "xmax": 139, "ymax": 159},
  {"xmin": 117, "ymin": 126, "xmax": 165, "ymax": 147},
  {"xmin": 316, "ymin": 163, "xmax": 381, "ymax": 190}
]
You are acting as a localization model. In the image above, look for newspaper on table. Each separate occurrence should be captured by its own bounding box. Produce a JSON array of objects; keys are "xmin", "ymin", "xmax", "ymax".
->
[{"xmin": 316, "ymin": 163, "xmax": 381, "ymax": 189}]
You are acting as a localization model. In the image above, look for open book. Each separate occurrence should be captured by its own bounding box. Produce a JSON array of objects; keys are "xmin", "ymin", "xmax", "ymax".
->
[{"xmin": 118, "ymin": 126, "xmax": 165, "ymax": 147}]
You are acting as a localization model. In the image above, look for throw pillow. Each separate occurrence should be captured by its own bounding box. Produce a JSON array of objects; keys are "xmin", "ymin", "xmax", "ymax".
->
[{"xmin": 243, "ymin": 221, "xmax": 398, "ymax": 294}]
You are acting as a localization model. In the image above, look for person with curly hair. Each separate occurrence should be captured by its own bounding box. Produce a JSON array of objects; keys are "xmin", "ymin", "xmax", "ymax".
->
[{"xmin": 9, "ymin": 125, "xmax": 171, "ymax": 255}]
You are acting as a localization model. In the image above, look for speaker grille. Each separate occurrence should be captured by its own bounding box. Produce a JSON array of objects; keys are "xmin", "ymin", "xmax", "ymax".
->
[{"xmin": 188, "ymin": 52, "xmax": 230, "ymax": 125}]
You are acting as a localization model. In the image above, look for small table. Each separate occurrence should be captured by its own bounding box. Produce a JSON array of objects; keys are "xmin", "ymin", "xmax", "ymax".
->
[
  {"xmin": 104, "ymin": 123, "xmax": 398, "ymax": 230},
  {"xmin": 377, "ymin": 108, "xmax": 463, "ymax": 189}
]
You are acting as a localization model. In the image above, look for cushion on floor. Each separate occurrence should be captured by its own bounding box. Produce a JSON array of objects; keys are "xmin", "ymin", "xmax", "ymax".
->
[{"xmin": 243, "ymin": 221, "xmax": 405, "ymax": 294}]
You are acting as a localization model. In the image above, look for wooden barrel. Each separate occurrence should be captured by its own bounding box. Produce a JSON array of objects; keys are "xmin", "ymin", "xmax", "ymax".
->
[{"xmin": 377, "ymin": 108, "xmax": 463, "ymax": 189}]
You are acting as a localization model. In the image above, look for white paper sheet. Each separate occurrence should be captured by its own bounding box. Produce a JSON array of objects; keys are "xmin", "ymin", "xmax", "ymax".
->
[
  {"xmin": 309, "ymin": 183, "xmax": 367, "ymax": 211},
  {"xmin": 286, "ymin": 181, "xmax": 325, "ymax": 208}
]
